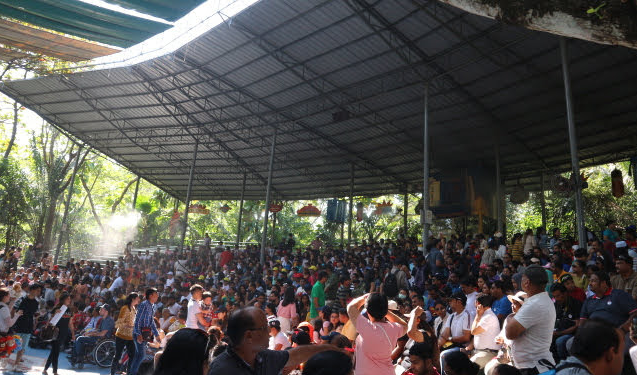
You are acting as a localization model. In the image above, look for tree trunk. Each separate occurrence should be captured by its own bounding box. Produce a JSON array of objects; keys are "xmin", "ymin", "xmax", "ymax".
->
[
  {"xmin": 437, "ymin": 0, "xmax": 637, "ymax": 49},
  {"xmin": 3, "ymin": 101, "xmax": 18, "ymax": 160},
  {"xmin": 42, "ymin": 197, "xmax": 57, "ymax": 250},
  {"xmin": 81, "ymin": 176, "xmax": 104, "ymax": 232},
  {"xmin": 111, "ymin": 179, "xmax": 137, "ymax": 213}
]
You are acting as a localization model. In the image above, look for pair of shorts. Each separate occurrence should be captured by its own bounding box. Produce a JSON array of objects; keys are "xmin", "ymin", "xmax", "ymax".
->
[{"xmin": 16, "ymin": 333, "xmax": 31, "ymax": 349}]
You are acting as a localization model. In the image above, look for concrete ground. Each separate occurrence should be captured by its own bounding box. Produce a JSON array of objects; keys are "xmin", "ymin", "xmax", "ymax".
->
[{"xmin": 0, "ymin": 344, "xmax": 110, "ymax": 375}]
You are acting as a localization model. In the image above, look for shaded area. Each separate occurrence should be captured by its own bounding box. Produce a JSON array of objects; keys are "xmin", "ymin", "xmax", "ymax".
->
[{"xmin": 1, "ymin": 0, "xmax": 636, "ymax": 201}]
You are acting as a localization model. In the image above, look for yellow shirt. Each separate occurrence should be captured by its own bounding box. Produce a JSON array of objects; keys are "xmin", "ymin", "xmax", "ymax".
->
[{"xmin": 115, "ymin": 305, "xmax": 136, "ymax": 340}]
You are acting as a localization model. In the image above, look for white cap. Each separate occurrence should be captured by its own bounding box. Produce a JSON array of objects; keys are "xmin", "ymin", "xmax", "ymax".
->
[
  {"xmin": 616, "ymin": 241, "xmax": 627, "ymax": 248},
  {"xmin": 388, "ymin": 300, "xmax": 399, "ymax": 310},
  {"xmin": 572, "ymin": 245, "xmax": 579, "ymax": 250}
]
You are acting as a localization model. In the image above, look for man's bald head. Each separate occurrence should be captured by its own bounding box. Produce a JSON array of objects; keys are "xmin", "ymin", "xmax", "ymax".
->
[{"xmin": 227, "ymin": 306, "xmax": 268, "ymax": 348}]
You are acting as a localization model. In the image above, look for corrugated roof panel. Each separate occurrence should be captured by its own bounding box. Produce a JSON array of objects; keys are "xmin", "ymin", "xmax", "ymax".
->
[{"xmin": 3, "ymin": 0, "xmax": 637, "ymax": 200}]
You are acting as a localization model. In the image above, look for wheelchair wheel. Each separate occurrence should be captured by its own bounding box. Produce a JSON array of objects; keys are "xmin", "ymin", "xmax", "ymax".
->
[{"xmin": 93, "ymin": 338, "xmax": 116, "ymax": 368}]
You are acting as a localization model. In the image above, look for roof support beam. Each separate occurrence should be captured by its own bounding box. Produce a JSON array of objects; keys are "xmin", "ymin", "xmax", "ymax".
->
[{"xmin": 348, "ymin": 0, "xmax": 550, "ymax": 171}]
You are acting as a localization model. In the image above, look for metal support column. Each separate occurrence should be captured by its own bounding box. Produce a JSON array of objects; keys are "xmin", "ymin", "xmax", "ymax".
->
[
  {"xmin": 347, "ymin": 163, "xmax": 354, "ymax": 247},
  {"xmin": 180, "ymin": 140, "xmax": 199, "ymax": 251},
  {"xmin": 560, "ymin": 37, "xmax": 587, "ymax": 249},
  {"xmin": 403, "ymin": 188, "xmax": 409, "ymax": 236},
  {"xmin": 422, "ymin": 83, "xmax": 430, "ymax": 252},
  {"xmin": 540, "ymin": 174, "xmax": 547, "ymax": 229},
  {"xmin": 260, "ymin": 130, "xmax": 277, "ymax": 265},
  {"xmin": 132, "ymin": 176, "xmax": 141, "ymax": 211},
  {"xmin": 54, "ymin": 146, "xmax": 83, "ymax": 264},
  {"xmin": 495, "ymin": 142, "xmax": 503, "ymax": 233},
  {"xmin": 235, "ymin": 172, "xmax": 247, "ymax": 248}
]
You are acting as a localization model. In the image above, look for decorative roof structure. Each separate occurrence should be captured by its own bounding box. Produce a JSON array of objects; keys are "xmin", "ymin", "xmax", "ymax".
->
[{"xmin": 1, "ymin": 0, "xmax": 636, "ymax": 200}]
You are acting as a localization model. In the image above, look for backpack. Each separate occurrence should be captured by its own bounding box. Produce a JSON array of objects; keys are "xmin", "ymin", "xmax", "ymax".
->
[
  {"xmin": 539, "ymin": 361, "xmax": 590, "ymax": 375},
  {"xmin": 384, "ymin": 271, "xmax": 398, "ymax": 298}
]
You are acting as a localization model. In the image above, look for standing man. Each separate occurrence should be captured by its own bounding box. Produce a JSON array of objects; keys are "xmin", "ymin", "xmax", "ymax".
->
[
  {"xmin": 186, "ymin": 284, "xmax": 208, "ymax": 329},
  {"xmin": 505, "ymin": 265, "xmax": 556, "ymax": 375},
  {"xmin": 310, "ymin": 271, "xmax": 327, "ymax": 319},
  {"xmin": 12, "ymin": 284, "xmax": 40, "ymax": 371},
  {"xmin": 130, "ymin": 288, "xmax": 159, "ymax": 375}
]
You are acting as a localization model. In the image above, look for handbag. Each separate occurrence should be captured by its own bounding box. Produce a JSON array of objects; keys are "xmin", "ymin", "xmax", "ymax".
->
[
  {"xmin": 141, "ymin": 327, "xmax": 153, "ymax": 342},
  {"xmin": 41, "ymin": 324, "xmax": 59, "ymax": 342}
]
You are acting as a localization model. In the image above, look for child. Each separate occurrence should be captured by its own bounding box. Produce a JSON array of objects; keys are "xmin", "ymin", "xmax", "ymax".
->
[{"xmin": 199, "ymin": 292, "xmax": 214, "ymax": 330}]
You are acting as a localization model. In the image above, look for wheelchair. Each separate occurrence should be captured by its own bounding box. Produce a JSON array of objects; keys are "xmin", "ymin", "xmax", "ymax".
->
[{"xmin": 70, "ymin": 336, "xmax": 116, "ymax": 369}]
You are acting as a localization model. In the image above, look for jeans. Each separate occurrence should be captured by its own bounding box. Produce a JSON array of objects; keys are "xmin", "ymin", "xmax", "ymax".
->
[
  {"xmin": 112, "ymin": 337, "xmax": 135, "ymax": 375},
  {"xmin": 129, "ymin": 339, "xmax": 147, "ymax": 375},
  {"xmin": 440, "ymin": 347, "xmax": 461, "ymax": 375},
  {"xmin": 73, "ymin": 336, "xmax": 98, "ymax": 363},
  {"xmin": 555, "ymin": 334, "xmax": 573, "ymax": 360}
]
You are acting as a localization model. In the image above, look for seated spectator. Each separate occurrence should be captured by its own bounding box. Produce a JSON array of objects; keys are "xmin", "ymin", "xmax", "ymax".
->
[
  {"xmin": 490, "ymin": 280, "xmax": 512, "ymax": 324},
  {"xmin": 432, "ymin": 300, "xmax": 449, "ymax": 341},
  {"xmin": 302, "ymin": 350, "xmax": 353, "ymax": 375},
  {"xmin": 580, "ymin": 271, "xmax": 637, "ymax": 329},
  {"xmin": 442, "ymin": 350, "xmax": 479, "ymax": 375},
  {"xmin": 268, "ymin": 319, "xmax": 288, "ymax": 350},
  {"xmin": 438, "ymin": 292, "xmax": 472, "ymax": 375},
  {"xmin": 493, "ymin": 364, "xmax": 521, "ymax": 375},
  {"xmin": 559, "ymin": 274, "xmax": 586, "ymax": 303},
  {"xmin": 556, "ymin": 319, "xmax": 624, "ymax": 375},
  {"xmin": 470, "ymin": 295, "xmax": 501, "ymax": 368},
  {"xmin": 207, "ymin": 307, "xmax": 333, "ymax": 374},
  {"xmin": 406, "ymin": 341, "xmax": 439, "ymax": 375},
  {"xmin": 154, "ymin": 328, "xmax": 213, "ymax": 375},
  {"xmin": 70, "ymin": 304, "xmax": 115, "ymax": 369},
  {"xmin": 610, "ymin": 254, "xmax": 637, "ymax": 299},
  {"xmin": 551, "ymin": 282, "xmax": 581, "ymax": 361}
]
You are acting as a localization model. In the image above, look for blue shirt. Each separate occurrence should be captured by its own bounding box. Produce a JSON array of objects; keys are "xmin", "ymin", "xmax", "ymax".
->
[
  {"xmin": 133, "ymin": 300, "xmax": 159, "ymax": 338},
  {"xmin": 492, "ymin": 295, "xmax": 512, "ymax": 317},
  {"xmin": 581, "ymin": 288, "xmax": 637, "ymax": 327},
  {"xmin": 427, "ymin": 248, "xmax": 443, "ymax": 274}
]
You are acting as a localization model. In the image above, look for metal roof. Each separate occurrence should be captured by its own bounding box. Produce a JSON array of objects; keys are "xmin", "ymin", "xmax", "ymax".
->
[
  {"xmin": 2, "ymin": 0, "xmax": 637, "ymax": 201},
  {"xmin": 0, "ymin": 18, "xmax": 119, "ymax": 62}
]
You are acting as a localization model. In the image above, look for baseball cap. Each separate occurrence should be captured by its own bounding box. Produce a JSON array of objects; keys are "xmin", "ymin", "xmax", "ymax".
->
[
  {"xmin": 320, "ymin": 331, "xmax": 339, "ymax": 341},
  {"xmin": 387, "ymin": 300, "xmax": 399, "ymax": 311},
  {"xmin": 617, "ymin": 254, "xmax": 632, "ymax": 262}
]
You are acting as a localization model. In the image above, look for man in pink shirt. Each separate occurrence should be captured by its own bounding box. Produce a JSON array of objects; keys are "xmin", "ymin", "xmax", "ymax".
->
[{"xmin": 347, "ymin": 293, "xmax": 407, "ymax": 375}]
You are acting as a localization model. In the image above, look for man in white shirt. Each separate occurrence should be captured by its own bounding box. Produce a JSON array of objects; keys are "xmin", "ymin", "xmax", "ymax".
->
[
  {"xmin": 438, "ymin": 291, "xmax": 472, "ymax": 375},
  {"xmin": 108, "ymin": 271, "xmax": 126, "ymax": 292},
  {"xmin": 470, "ymin": 295, "xmax": 501, "ymax": 368},
  {"xmin": 164, "ymin": 272, "xmax": 174, "ymax": 288},
  {"xmin": 461, "ymin": 276, "xmax": 479, "ymax": 322},
  {"xmin": 505, "ymin": 265, "xmax": 556, "ymax": 375},
  {"xmin": 185, "ymin": 284, "xmax": 208, "ymax": 330}
]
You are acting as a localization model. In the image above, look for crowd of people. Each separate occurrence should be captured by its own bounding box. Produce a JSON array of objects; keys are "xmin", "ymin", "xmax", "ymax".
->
[{"xmin": 0, "ymin": 223, "xmax": 634, "ymax": 375}]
